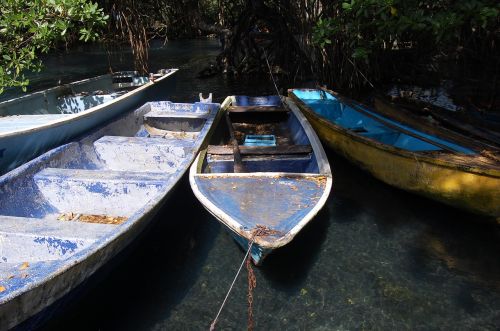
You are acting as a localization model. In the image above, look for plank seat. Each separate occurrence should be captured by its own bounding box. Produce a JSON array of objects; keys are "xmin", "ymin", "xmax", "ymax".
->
[
  {"xmin": 144, "ymin": 109, "xmax": 209, "ymax": 119},
  {"xmin": 94, "ymin": 135, "xmax": 193, "ymax": 172},
  {"xmin": 207, "ymin": 144, "xmax": 312, "ymax": 156},
  {"xmin": 0, "ymin": 215, "xmax": 117, "ymax": 262},
  {"xmin": 0, "ymin": 215, "xmax": 116, "ymax": 239},
  {"xmin": 144, "ymin": 109, "xmax": 208, "ymax": 132},
  {"xmin": 228, "ymin": 106, "xmax": 288, "ymax": 113},
  {"xmin": 34, "ymin": 168, "xmax": 170, "ymax": 216}
]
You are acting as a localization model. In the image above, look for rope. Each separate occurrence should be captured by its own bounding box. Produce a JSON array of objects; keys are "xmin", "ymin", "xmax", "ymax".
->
[
  {"xmin": 262, "ymin": 48, "xmax": 286, "ymax": 108},
  {"xmin": 345, "ymin": 54, "xmax": 375, "ymax": 89},
  {"xmin": 209, "ymin": 237, "xmax": 256, "ymax": 331}
]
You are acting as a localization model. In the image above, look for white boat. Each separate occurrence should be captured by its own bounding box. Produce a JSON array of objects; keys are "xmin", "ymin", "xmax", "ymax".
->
[
  {"xmin": 0, "ymin": 98, "xmax": 220, "ymax": 330},
  {"xmin": 0, "ymin": 69, "xmax": 178, "ymax": 174}
]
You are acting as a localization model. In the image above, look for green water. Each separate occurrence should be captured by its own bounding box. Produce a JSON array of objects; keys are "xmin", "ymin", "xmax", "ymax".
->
[{"xmin": 13, "ymin": 39, "xmax": 499, "ymax": 330}]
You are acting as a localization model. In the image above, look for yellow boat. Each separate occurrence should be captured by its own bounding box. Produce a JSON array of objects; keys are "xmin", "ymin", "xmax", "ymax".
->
[{"xmin": 289, "ymin": 88, "xmax": 500, "ymax": 219}]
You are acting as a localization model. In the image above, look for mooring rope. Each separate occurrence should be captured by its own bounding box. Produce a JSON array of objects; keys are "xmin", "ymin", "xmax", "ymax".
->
[
  {"xmin": 262, "ymin": 48, "xmax": 286, "ymax": 109},
  {"xmin": 209, "ymin": 237, "xmax": 256, "ymax": 331}
]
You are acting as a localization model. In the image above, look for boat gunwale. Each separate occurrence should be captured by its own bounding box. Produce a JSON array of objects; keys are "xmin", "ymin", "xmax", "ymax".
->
[
  {"xmin": 288, "ymin": 88, "xmax": 500, "ymax": 178},
  {"xmin": 0, "ymin": 69, "xmax": 178, "ymax": 138},
  {"xmin": 0, "ymin": 73, "xmax": 112, "ymax": 108}
]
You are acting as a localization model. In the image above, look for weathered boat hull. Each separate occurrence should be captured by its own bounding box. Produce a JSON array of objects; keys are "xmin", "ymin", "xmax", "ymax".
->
[
  {"xmin": 0, "ymin": 69, "xmax": 178, "ymax": 175},
  {"xmin": 190, "ymin": 95, "xmax": 332, "ymax": 265},
  {"xmin": 232, "ymin": 233, "xmax": 272, "ymax": 265},
  {"xmin": 289, "ymin": 89, "xmax": 500, "ymax": 218},
  {"xmin": 0, "ymin": 99, "xmax": 220, "ymax": 330}
]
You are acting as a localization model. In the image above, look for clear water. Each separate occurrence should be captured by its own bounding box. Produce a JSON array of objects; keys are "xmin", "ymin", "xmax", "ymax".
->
[{"xmin": 12, "ymin": 39, "xmax": 499, "ymax": 330}]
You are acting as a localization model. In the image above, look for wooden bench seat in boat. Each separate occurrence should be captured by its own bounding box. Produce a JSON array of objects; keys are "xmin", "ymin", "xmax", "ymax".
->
[
  {"xmin": 228, "ymin": 106, "xmax": 288, "ymax": 113},
  {"xmin": 0, "ymin": 215, "xmax": 116, "ymax": 239},
  {"xmin": 205, "ymin": 145, "xmax": 314, "ymax": 173},
  {"xmin": 34, "ymin": 168, "xmax": 170, "ymax": 216},
  {"xmin": 0, "ymin": 215, "xmax": 117, "ymax": 263},
  {"xmin": 207, "ymin": 144, "xmax": 312, "ymax": 156},
  {"xmin": 93, "ymin": 135, "xmax": 193, "ymax": 172}
]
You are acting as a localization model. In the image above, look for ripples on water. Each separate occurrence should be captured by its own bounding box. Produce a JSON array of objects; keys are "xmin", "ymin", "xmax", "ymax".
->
[{"xmin": 11, "ymin": 39, "xmax": 499, "ymax": 330}]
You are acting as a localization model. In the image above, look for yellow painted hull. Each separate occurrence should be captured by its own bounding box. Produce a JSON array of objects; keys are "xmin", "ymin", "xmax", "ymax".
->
[{"xmin": 299, "ymin": 104, "xmax": 500, "ymax": 218}]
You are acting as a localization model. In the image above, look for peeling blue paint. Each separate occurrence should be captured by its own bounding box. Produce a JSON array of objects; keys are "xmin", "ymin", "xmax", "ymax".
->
[
  {"xmin": 86, "ymin": 182, "xmax": 111, "ymax": 197},
  {"xmin": 33, "ymin": 237, "xmax": 78, "ymax": 255}
]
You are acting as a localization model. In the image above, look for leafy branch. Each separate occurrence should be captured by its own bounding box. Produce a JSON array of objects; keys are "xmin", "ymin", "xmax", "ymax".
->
[{"xmin": 0, "ymin": 0, "xmax": 108, "ymax": 93}]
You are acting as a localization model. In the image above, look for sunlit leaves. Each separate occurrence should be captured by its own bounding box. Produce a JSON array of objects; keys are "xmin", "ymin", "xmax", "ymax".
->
[
  {"xmin": 312, "ymin": 18, "xmax": 337, "ymax": 48},
  {"xmin": 0, "ymin": 0, "xmax": 108, "ymax": 92}
]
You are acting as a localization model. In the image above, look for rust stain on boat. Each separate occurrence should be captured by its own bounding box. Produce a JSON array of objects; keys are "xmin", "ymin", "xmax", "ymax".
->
[{"xmin": 57, "ymin": 212, "xmax": 127, "ymax": 225}]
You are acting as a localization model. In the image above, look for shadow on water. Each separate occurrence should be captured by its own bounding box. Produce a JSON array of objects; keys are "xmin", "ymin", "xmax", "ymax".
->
[
  {"xmin": 411, "ymin": 214, "xmax": 500, "ymax": 290},
  {"xmin": 261, "ymin": 205, "xmax": 331, "ymax": 292}
]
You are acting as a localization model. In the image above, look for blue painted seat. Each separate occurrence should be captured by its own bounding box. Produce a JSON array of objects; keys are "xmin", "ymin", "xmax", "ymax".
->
[
  {"xmin": 0, "ymin": 215, "xmax": 117, "ymax": 263},
  {"xmin": 34, "ymin": 168, "xmax": 170, "ymax": 216},
  {"xmin": 93, "ymin": 136, "xmax": 193, "ymax": 172},
  {"xmin": 143, "ymin": 101, "xmax": 212, "ymax": 132},
  {"xmin": 194, "ymin": 174, "xmax": 327, "ymax": 234}
]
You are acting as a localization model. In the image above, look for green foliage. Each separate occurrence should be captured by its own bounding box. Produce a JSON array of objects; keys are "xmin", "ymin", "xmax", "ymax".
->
[
  {"xmin": 309, "ymin": 0, "xmax": 500, "ymax": 88},
  {"xmin": 312, "ymin": 18, "xmax": 336, "ymax": 48},
  {"xmin": 0, "ymin": 0, "xmax": 108, "ymax": 93},
  {"xmin": 312, "ymin": 0, "xmax": 500, "ymax": 59}
]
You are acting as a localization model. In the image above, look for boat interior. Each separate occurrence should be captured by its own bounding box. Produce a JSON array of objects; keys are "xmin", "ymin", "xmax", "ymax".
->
[
  {"xmin": 202, "ymin": 96, "xmax": 320, "ymax": 174},
  {"xmin": 291, "ymin": 89, "xmax": 475, "ymax": 155},
  {"xmin": 193, "ymin": 96, "xmax": 329, "ymax": 238},
  {"xmin": 0, "ymin": 71, "xmax": 153, "ymax": 117},
  {"xmin": 0, "ymin": 101, "xmax": 216, "ymax": 269}
]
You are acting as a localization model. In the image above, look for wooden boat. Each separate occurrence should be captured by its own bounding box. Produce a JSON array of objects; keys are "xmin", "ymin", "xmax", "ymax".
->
[
  {"xmin": 189, "ymin": 95, "xmax": 332, "ymax": 265},
  {"xmin": 374, "ymin": 95, "xmax": 500, "ymax": 147},
  {"xmin": 289, "ymin": 88, "xmax": 500, "ymax": 218},
  {"xmin": 0, "ymin": 98, "xmax": 220, "ymax": 330},
  {"xmin": 0, "ymin": 69, "xmax": 178, "ymax": 175}
]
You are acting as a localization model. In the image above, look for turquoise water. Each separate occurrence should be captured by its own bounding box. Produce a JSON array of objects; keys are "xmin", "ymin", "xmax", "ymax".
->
[{"xmin": 10, "ymin": 39, "xmax": 499, "ymax": 330}]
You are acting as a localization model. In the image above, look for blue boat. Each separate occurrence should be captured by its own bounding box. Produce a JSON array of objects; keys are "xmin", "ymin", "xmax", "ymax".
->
[
  {"xmin": 0, "ymin": 69, "xmax": 178, "ymax": 175},
  {"xmin": 0, "ymin": 99, "xmax": 220, "ymax": 329},
  {"xmin": 189, "ymin": 95, "xmax": 332, "ymax": 265}
]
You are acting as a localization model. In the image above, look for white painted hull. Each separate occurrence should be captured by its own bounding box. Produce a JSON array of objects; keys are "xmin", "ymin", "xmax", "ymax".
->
[{"xmin": 0, "ymin": 69, "xmax": 178, "ymax": 174}]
